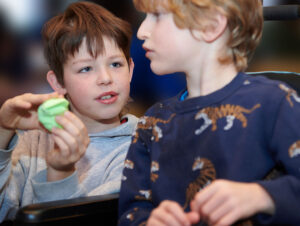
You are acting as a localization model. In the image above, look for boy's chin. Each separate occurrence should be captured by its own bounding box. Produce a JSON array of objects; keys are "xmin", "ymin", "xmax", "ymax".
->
[{"xmin": 150, "ymin": 65, "xmax": 173, "ymax": 76}]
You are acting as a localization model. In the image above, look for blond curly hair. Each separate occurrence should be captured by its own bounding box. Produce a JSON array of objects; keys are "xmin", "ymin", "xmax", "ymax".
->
[{"xmin": 133, "ymin": 0, "xmax": 263, "ymax": 72}]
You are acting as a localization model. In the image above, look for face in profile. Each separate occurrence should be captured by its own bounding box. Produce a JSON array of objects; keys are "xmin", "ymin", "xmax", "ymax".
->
[{"xmin": 137, "ymin": 12, "xmax": 203, "ymax": 75}]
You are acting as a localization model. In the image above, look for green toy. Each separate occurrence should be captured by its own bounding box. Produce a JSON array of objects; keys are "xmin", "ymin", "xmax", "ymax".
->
[{"xmin": 38, "ymin": 98, "xmax": 69, "ymax": 131}]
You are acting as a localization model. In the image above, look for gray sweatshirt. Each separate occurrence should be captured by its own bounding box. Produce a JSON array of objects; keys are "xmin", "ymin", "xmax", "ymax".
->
[{"xmin": 0, "ymin": 114, "xmax": 138, "ymax": 222}]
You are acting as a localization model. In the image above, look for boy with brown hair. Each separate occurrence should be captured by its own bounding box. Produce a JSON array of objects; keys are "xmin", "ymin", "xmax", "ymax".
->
[
  {"xmin": 118, "ymin": 0, "xmax": 300, "ymax": 225},
  {"xmin": 0, "ymin": 1, "xmax": 138, "ymax": 222}
]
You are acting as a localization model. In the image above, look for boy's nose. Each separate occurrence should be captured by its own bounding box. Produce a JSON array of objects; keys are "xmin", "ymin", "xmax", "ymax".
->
[
  {"xmin": 137, "ymin": 18, "xmax": 150, "ymax": 40},
  {"xmin": 96, "ymin": 69, "xmax": 112, "ymax": 85}
]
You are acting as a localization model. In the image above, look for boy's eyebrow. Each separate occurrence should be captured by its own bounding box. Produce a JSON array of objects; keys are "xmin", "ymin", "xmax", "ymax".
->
[
  {"xmin": 107, "ymin": 54, "xmax": 126, "ymax": 59},
  {"xmin": 72, "ymin": 58, "xmax": 94, "ymax": 65},
  {"xmin": 71, "ymin": 54, "xmax": 125, "ymax": 65}
]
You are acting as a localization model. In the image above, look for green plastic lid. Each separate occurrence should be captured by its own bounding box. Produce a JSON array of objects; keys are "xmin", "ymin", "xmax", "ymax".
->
[{"xmin": 38, "ymin": 98, "xmax": 69, "ymax": 131}]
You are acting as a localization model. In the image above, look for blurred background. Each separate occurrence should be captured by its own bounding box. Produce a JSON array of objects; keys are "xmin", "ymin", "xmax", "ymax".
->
[{"xmin": 0, "ymin": 0, "xmax": 300, "ymax": 116}]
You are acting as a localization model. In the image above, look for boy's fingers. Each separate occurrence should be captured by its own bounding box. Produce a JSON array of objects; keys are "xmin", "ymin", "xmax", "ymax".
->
[
  {"xmin": 191, "ymin": 183, "xmax": 218, "ymax": 212},
  {"xmin": 21, "ymin": 93, "xmax": 54, "ymax": 104},
  {"xmin": 186, "ymin": 212, "xmax": 200, "ymax": 224},
  {"xmin": 55, "ymin": 114, "xmax": 79, "ymax": 135},
  {"xmin": 6, "ymin": 99, "xmax": 31, "ymax": 111},
  {"xmin": 200, "ymin": 191, "xmax": 227, "ymax": 220},
  {"xmin": 151, "ymin": 209, "xmax": 182, "ymax": 226},
  {"xmin": 205, "ymin": 200, "xmax": 231, "ymax": 225},
  {"xmin": 49, "ymin": 92, "xmax": 61, "ymax": 98},
  {"xmin": 3, "ymin": 97, "xmax": 31, "ymax": 110},
  {"xmin": 10, "ymin": 92, "xmax": 60, "ymax": 110},
  {"xmin": 214, "ymin": 208, "xmax": 241, "ymax": 226},
  {"xmin": 158, "ymin": 201, "xmax": 190, "ymax": 226},
  {"xmin": 147, "ymin": 218, "xmax": 167, "ymax": 226},
  {"xmin": 165, "ymin": 203, "xmax": 190, "ymax": 226},
  {"xmin": 64, "ymin": 111, "xmax": 88, "ymax": 137},
  {"xmin": 52, "ymin": 126, "xmax": 78, "ymax": 153},
  {"xmin": 52, "ymin": 118, "xmax": 87, "ymax": 162},
  {"xmin": 52, "ymin": 134, "xmax": 70, "ymax": 156},
  {"xmin": 60, "ymin": 111, "xmax": 90, "ymax": 148},
  {"xmin": 55, "ymin": 114, "xmax": 88, "ymax": 152}
]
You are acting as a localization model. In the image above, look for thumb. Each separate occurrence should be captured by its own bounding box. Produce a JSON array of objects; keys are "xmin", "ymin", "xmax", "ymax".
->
[{"xmin": 186, "ymin": 211, "xmax": 200, "ymax": 225}]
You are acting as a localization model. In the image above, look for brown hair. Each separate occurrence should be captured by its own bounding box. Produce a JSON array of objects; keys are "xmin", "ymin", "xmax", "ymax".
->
[
  {"xmin": 42, "ymin": 1, "xmax": 132, "ymax": 85},
  {"xmin": 133, "ymin": 0, "xmax": 263, "ymax": 71}
]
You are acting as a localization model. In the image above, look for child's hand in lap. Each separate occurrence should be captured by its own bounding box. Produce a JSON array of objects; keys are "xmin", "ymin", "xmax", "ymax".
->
[
  {"xmin": 46, "ymin": 111, "xmax": 90, "ymax": 181},
  {"xmin": 147, "ymin": 200, "xmax": 199, "ymax": 226},
  {"xmin": 190, "ymin": 179, "xmax": 275, "ymax": 226}
]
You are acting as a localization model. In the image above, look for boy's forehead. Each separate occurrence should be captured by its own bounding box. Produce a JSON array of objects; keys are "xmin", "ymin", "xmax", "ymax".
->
[{"xmin": 67, "ymin": 37, "xmax": 124, "ymax": 61}]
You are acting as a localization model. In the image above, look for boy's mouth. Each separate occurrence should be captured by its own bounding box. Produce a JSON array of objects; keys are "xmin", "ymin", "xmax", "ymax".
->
[
  {"xmin": 143, "ymin": 46, "xmax": 150, "ymax": 51},
  {"xmin": 96, "ymin": 92, "xmax": 118, "ymax": 104},
  {"xmin": 100, "ymin": 95, "xmax": 113, "ymax": 100},
  {"xmin": 142, "ymin": 45, "xmax": 154, "ymax": 58}
]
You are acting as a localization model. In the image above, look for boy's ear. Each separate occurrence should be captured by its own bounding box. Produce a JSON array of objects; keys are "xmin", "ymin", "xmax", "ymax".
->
[
  {"xmin": 200, "ymin": 12, "xmax": 228, "ymax": 43},
  {"xmin": 46, "ymin": 70, "xmax": 67, "ymax": 95},
  {"xmin": 128, "ymin": 58, "xmax": 135, "ymax": 82}
]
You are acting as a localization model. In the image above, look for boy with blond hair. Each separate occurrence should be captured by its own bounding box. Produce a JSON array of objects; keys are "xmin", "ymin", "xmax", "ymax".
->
[
  {"xmin": 118, "ymin": 0, "xmax": 300, "ymax": 225},
  {"xmin": 0, "ymin": 1, "xmax": 138, "ymax": 222}
]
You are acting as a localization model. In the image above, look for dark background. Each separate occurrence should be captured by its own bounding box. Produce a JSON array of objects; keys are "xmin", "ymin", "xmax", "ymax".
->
[{"xmin": 0, "ymin": 0, "xmax": 299, "ymax": 116}]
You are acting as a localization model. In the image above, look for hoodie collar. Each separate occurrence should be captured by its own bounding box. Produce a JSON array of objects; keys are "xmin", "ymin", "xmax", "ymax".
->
[{"xmin": 88, "ymin": 114, "xmax": 138, "ymax": 138}]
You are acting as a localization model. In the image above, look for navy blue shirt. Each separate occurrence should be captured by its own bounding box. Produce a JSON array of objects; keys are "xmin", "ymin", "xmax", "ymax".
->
[{"xmin": 119, "ymin": 72, "xmax": 300, "ymax": 225}]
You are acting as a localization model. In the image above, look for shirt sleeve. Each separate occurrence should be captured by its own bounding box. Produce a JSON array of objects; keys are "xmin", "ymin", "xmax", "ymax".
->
[
  {"xmin": 256, "ymin": 88, "xmax": 300, "ymax": 224},
  {"xmin": 118, "ymin": 129, "xmax": 153, "ymax": 226},
  {"xmin": 31, "ymin": 170, "xmax": 86, "ymax": 203},
  {"xmin": 0, "ymin": 133, "xmax": 27, "ymax": 222}
]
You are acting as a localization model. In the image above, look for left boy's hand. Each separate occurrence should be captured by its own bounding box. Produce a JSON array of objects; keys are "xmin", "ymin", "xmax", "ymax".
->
[
  {"xmin": 0, "ymin": 92, "xmax": 60, "ymax": 131},
  {"xmin": 189, "ymin": 179, "xmax": 275, "ymax": 226},
  {"xmin": 46, "ymin": 111, "xmax": 90, "ymax": 181}
]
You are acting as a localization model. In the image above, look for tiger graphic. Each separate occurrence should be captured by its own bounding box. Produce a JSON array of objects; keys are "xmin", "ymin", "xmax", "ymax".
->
[
  {"xmin": 132, "ymin": 114, "xmax": 176, "ymax": 143},
  {"xmin": 151, "ymin": 161, "xmax": 159, "ymax": 182},
  {"xmin": 183, "ymin": 157, "xmax": 216, "ymax": 209},
  {"xmin": 195, "ymin": 104, "xmax": 261, "ymax": 135},
  {"xmin": 289, "ymin": 141, "xmax": 300, "ymax": 158},
  {"xmin": 135, "ymin": 190, "xmax": 152, "ymax": 201},
  {"xmin": 124, "ymin": 159, "xmax": 134, "ymax": 169},
  {"xmin": 126, "ymin": 207, "xmax": 139, "ymax": 222},
  {"xmin": 126, "ymin": 213, "xmax": 134, "ymax": 221},
  {"xmin": 279, "ymin": 83, "xmax": 300, "ymax": 107}
]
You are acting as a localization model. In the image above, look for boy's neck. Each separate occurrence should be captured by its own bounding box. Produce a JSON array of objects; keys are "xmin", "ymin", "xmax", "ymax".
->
[
  {"xmin": 84, "ymin": 117, "xmax": 121, "ymax": 134},
  {"xmin": 73, "ymin": 111, "xmax": 121, "ymax": 134},
  {"xmin": 184, "ymin": 26, "xmax": 238, "ymax": 98},
  {"xmin": 67, "ymin": 102, "xmax": 122, "ymax": 134},
  {"xmin": 185, "ymin": 61, "xmax": 238, "ymax": 98}
]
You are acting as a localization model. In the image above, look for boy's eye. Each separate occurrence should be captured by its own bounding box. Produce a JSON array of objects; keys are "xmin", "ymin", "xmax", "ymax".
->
[
  {"xmin": 111, "ymin": 62, "xmax": 122, "ymax": 68},
  {"xmin": 79, "ymin": 66, "xmax": 92, "ymax": 73},
  {"xmin": 150, "ymin": 12, "xmax": 164, "ymax": 19},
  {"xmin": 149, "ymin": 12, "xmax": 160, "ymax": 19}
]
